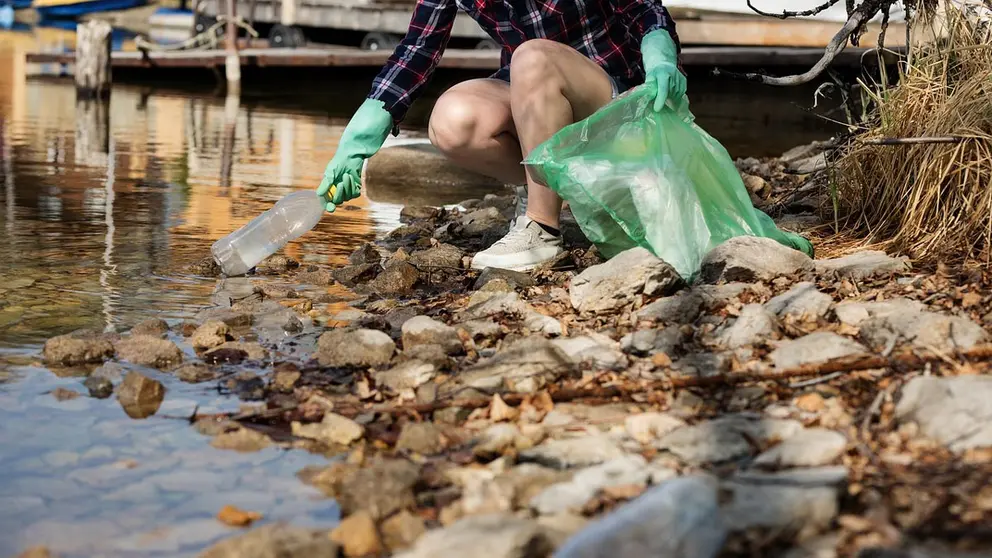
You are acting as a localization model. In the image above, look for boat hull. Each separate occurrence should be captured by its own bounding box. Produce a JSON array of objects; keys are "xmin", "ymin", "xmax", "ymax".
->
[{"xmin": 34, "ymin": 0, "xmax": 146, "ymax": 19}]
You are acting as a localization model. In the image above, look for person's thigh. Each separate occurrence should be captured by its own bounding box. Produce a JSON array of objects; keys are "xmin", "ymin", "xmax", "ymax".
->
[{"xmin": 509, "ymin": 39, "xmax": 615, "ymax": 121}]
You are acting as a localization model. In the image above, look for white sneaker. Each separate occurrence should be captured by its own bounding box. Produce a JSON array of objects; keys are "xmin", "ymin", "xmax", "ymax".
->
[{"xmin": 470, "ymin": 216, "xmax": 564, "ymax": 271}]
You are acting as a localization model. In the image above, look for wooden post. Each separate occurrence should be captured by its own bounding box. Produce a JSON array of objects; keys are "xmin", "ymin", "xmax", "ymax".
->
[
  {"xmin": 74, "ymin": 20, "xmax": 112, "ymax": 100},
  {"xmin": 224, "ymin": 0, "xmax": 241, "ymax": 96}
]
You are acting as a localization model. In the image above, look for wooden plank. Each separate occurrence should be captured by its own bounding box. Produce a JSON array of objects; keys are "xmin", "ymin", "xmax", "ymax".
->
[{"xmin": 676, "ymin": 17, "xmax": 906, "ymax": 48}]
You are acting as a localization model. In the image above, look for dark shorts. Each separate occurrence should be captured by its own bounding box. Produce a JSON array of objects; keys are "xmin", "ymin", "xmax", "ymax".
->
[{"xmin": 490, "ymin": 67, "xmax": 633, "ymax": 99}]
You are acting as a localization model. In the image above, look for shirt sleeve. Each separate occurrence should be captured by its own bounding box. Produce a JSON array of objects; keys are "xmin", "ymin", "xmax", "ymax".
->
[
  {"xmin": 613, "ymin": 0, "xmax": 680, "ymax": 49},
  {"xmin": 367, "ymin": 0, "xmax": 458, "ymax": 126}
]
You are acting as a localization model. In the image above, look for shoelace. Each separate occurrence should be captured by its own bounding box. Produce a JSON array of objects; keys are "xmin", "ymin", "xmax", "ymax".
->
[{"xmin": 491, "ymin": 219, "xmax": 533, "ymax": 247}]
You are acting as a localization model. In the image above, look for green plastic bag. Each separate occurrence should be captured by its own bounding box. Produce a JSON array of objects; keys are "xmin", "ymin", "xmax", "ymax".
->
[{"xmin": 524, "ymin": 83, "xmax": 813, "ymax": 280}]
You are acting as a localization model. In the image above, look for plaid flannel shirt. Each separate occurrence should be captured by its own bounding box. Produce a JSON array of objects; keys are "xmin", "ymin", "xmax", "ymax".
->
[{"xmin": 368, "ymin": 0, "xmax": 679, "ymax": 125}]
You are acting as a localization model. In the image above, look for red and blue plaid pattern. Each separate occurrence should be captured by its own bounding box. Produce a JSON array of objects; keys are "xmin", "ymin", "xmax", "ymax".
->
[{"xmin": 368, "ymin": 0, "xmax": 679, "ymax": 125}]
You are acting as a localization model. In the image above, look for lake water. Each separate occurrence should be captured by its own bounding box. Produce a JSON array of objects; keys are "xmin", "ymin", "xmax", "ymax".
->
[{"xmin": 0, "ymin": 26, "xmax": 837, "ymax": 557}]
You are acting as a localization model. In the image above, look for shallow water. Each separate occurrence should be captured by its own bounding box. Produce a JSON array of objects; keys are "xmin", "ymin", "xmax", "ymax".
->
[{"xmin": 0, "ymin": 25, "xmax": 837, "ymax": 556}]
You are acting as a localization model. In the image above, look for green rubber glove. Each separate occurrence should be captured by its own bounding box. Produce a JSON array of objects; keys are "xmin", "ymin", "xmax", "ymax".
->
[
  {"xmin": 316, "ymin": 98, "xmax": 393, "ymax": 213},
  {"xmin": 641, "ymin": 30, "xmax": 687, "ymax": 113}
]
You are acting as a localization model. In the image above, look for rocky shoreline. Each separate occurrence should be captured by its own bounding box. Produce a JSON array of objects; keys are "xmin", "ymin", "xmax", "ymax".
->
[{"xmin": 32, "ymin": 152, "xmax": 992, "ymax": 558}]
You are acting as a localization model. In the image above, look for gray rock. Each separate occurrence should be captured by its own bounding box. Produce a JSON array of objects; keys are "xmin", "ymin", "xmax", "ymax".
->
[
  {"xmin": 199, "ymin": 522, "xmax": 338, "ymax": 558},
  {"xmin": 130, "ymin": 318, "xmax": 169, "ymax": 338},
  {"xmin": 116, "ymin": 335, "xmax": 183, "ymax": 369},
  {"xmin": 786, "ymin": 152, "xmax": 828, "ymax": 174},
  {"xmin": 42, "ymin": 331, "xmax": 115, "ymax": 366},
  {"xmin": 292, "ymin": 412, "xmax": 364, "ymax": 446},
  {"xmin": 552, "ymin": 334, "xmax": 628, "ymax": 370},
  {"xmin": 459, "ymin": 207, "xmax": 510, "ymax": 237},
  {"xmin": 753, "ymin": 428, "xmax": 847, "ymax": 468},
  {"xmin": 523, "ymin": 310, "xmax": 564, "ymax": 337},
  {"xmin": 295, "ymin": 267, "xmax": 335, "ymax": 286},
  {"xmin": 332, "ymin": 263, "xmax": 381, "ymax": 287},
  {"xmin": 206, "ymin": 342, "xmax": 268, "ymax": 363},
  {"xmin": 400, "ymin": 205, "xmax": 440, "ymax": 223},
  {"xmin": 634, "ymin": 283, "xmax": 752, "ymax": 324},
  {"xmin": 720, "ymin": 469, "xmax": 843, "ymax": 535},
  {"xmin": 620, "ymin": 327, "xmax": 684, "ymax": 357},
  {"xmin": 190, "ymin": 320, "xmax": 232, "ymax": 351},
  {"xmin": 336, "ymin": 459, "xmax": 421, "ymax": 520},
  {"xmin": 395, "ymin": 513, "xmax": 552, "ymax": 558},
  {"xmin": 396, "ymin": 422, "xmax": 447, "ymax": 455},
  {"xmin": 194, "ymin": 307, "xmax": 253, "ymax": 328},
  {"xmin": 316, "ymin": 329, "xmax": 396, "ymax": 368},
  {"xmin": 348, "ymin": 242, "xmax": 382, "ymax": 265},
  {"xmin": 814, "ymin": 251, "xmax": 909, "ymax": 280},
  {"xmin": 117, "ymin": 371, "xmax": 166, "ymax": 419},
  {"xmin": 765, "ymin": 282, "xmax": 833, "ymax": 320},
  {"xmin": 175, "ymin": 363, "xmax": 218, "ymax": 384},
  {"xmin": 91, "ymin": 362, "xmax": 126, "ymax": 382},
  {"xmin": 83, "ymin": 376, "xmax": 113, "ymax": 398},
  {"xmin": 383, "ymin": 307, "xmax": 421, "ymax": 332},
  {"xmin": 859, "ymin": 310, "xmax": 988, "ymax": 352},
  {"xmin": 833, "ymin": 298, "xmax": 924, "ymax": 327},
  {"xmin": 717, "ymin": 304, "xmax": 778, "ymax": 348},
  {"xmin": 409, "ymin": 243, "xmax": 464, "ymax": 270},
  {"xmin": 402, "ymin": 316, "xmax": 463, "ymax": 355},
  {"xmin": 770, "ymin": 332, "xmax": 867, "ymax": 369},
  {"xmin": 454, "ymin": 337, "xmax": 573, "ymax": 394},
  {"xmin": 673, "ymin": 352, "xmax": 732, "ymax": 378},
  {"xmin": 475, "ymin": 267, "xmax": 536, "ymax": 290},
  {"xmin": 732, "ymin": 466, "xmax": 849, "ymax": 488},
  {"xmin": 657, "ymin": 415, "xmax": 804, "ymax": 464},
  {"xmin": 895, "ymin": 376, "xmax": 992, "ymax": 452},
  {"xmin": 254, "ymin": 254, "xmax": 299, "ymax": 274},
  {"xmin": 461, "ymin": 292, "xmax": 528, "ymax": 320},
  {"xmin": 570, "ymin": 247, "xmax": 683, "ymax": 314},
  {"xmin": 700, "ymin": 236, "xmax": 813, "ymax": 284},
  {"xmin": 552, "ymin": 475, "xmax": 726, "ymax": 558},
  {"xmin": 375, "ymin": 360, "xmax": 437, "ymax": 393},
  {"xmin": 369, "ymin": 260, "xmax": 420, "ymax": 296},
  {"xmin": 519, "ymin": 435, "xmax": 625, "ymax": 470},
  {"xmin": 530, "ymin": 455, "xmax": 650, "ymax": 515},
  {"xmin": 457, "ymin": 319, "xmax": 502, "ymax": 340}
]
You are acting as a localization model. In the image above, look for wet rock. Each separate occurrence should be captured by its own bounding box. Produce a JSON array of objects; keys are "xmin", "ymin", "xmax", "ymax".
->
[
  {"xmin": 295, "ymin": 267, "xmax": 335, "ymax": 286},
  {"xmin": 400, "ymin": 205, "xmax": 440, "ymax": 222},
  {"xmin": 859, "ymin": 310, "xmax": 988, "ymax": 352},
  {"xmin": 91, "ymin": 362, "xmax": 126, "ymax": 382},
  {"xmin": 117, "ymin": 371, "xmax": 166, "ymax": 419},
  {"xmin": 895, "ymin": 375, "xmax": 992, "ymax": 452},
  {"xmin": 194, "ymin": 308, "xmax": 254, "ymax": 328},
  {"xmin": 208, "ymin": 342, "xmax": 267, "ymax": 362},
  {"xmin": 457, "ymin": 319, "xmax": 502, "ymax": 341},
  {"xmin": 635, "ymin": 283, "xmax": 752, "ymax": 324},
  {"xmin": 552, "ymin": 334, "xmax": 628, "ymax": 370},
  {"xmin": 226, "ymin": 372, "xmax": 266, "ymax": 400},
  {"xmin": 700, "ymin": 236, "xmax": 813, "ymax": 284},
  {"xmin": 330, "ymin": 510, "xmax": 383, "ymax": 557},
  {"xmin": 317, "ymin": 329, "xmax": 396, "ymax": 368},
  {"xmin": 336, "ymin": 459, "xmax": 421, "ymax": 520},
  {"xmin": 720, "ymin": 468, "xmax": 843, "ymax": 536},
  {"xmin": 474, "ymin": 267, "xmax": 536, "ymax": 290},
  {"xmin": 43, "ymin": 331, "xmax": 115, "ymax": 366},
  {"xmin": 186, "ymin": 257, "xmax": 221, "ymax": 276},
  {"xmin": 657, "ymin": 415, "xmax": 803, "ymax": 464},
  {"xmin": 409, "ymin": 243, "xmax": 464, "ymax": 270},
  {"xmin": 369, "ymin": 260, "xmax": 420, "ymax": 296},
  {"xmin": 332, "ymin": 263, "xmax": 382, "ymax": 287},
  {"xmin": 130, "ymin": 318, "xmax": 169, "ymax": 338},
  {"xmin": 552, "ymin": 475, "xmax": 726, "ymax": 558},
  {"xmin": 814, "ymin": 251, "xmax": 909, "ymax": 280},
  {"xmin": 115, "ymin": 336, "xmax": 183, "ymax": 369},
  {"xmin": 254, "ymin": 254, "xmax": 300, "ymax": 275},
  {"xmin": 349, "ymin": 242, "xmax": 382, "ymax": 265},
  {"xmin": 396, "ymin": 422, "xmax": 448, "ymax": 455},
  {"xmin": 211, "ymin": 427, "xmax": 272, "ymax": 452},
  {"xmin": 765, "ymin": 282, "xmax": 833, "ymax": 320},
  {"xmin": 83, "ymin": 376, "xmax": 113, "ymax": 399},
  {"xmin": 754, "ymin": 428, "xmax": 847, "ymax": 468},
  {"xmin": 381, "ymin": 510, "xmax": 427, "ymax": 552},
  {"xmin": 402, "ymin": 316, "xmax": 463, "ymax": 355},
  {"xmin": 770, "ymin": 332, "xmax": 867, "ymax": 369},
  {"xmin": 455, "ymin": 337, "xmax": 573, "ymax": 394},
  {"xmin": 459, "ymin": 207, "xmax": 510, "ymax": 237},
  {"xmin": 199, "ymin": 522, "xmax": 338, "ymax": 558},
  {"xmin": 376, "ymin": 360, "xmax": 437, "ymax": 393},
  {"xmin": 621, "ymin": 327, "xmax": 683, "ymax": 357},
  {"xmin": 396, "ymin": 513, "xmax": 552, "ymax": 558},
  {"xmin": 832, "ymin": 298, "xmax": 924, "ymax": 327},
  {"xmin": 624, "ymin": 413, "xmax": 687, "ymax": 445},
  {"xmin": 717, "ymin": 304, "xmax": 777, "ymax": 348},
  {"xmin": 51, "ymin": 387, "xmax": 81, "ymax": 401},
  {"xmin": 190, "ymin": 320, "xmax": 232, "ymax": 351},
  {"xmin": 282, "ymin": 314, "xmax": 304, "ymax": 333},
  {"xmin": 519, "ymin": 435, "xmax": 625, "ymax": 470},
  {"xmin": 530, "ymin": 455, "xmax": 650, "ymax": 515},
  {"xmin": 272, "ymin": 365, "xmax": 301, "ymax": 392},
  {"xmin": 569, "ymin": 247, "xmax": 683, "ymax": 314},
  {"xmin": 292, "ymin": 412, "xmax": 364, "ymax": 446}
]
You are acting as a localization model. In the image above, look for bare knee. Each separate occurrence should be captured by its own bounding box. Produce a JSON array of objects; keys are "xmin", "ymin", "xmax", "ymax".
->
[
  {"xmin": 429, "ymin": 92, "xmax": 481, "ymax": 155},
  {"xmin": 510, "ymin": 40, "xmax": 564, "ymax": 94}
]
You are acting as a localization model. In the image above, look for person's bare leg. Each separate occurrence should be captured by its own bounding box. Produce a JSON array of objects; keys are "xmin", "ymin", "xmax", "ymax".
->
[
  {"xmin": 428, "ymin": 79, "xmax": 526, "ymax": 185},
  {"xmin": 509, "ymin": 39, "xmax": 616, "ymax": 229}
]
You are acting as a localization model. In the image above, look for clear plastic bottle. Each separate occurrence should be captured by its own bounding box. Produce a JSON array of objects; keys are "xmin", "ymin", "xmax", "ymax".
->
[{"xmin": 211, "ymin": 190, "xmax": 325, "ymax": 276}]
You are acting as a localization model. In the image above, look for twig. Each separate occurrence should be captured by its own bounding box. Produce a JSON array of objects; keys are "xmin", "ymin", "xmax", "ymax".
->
[
  {"xmin": 789, "ymin": 371, "xmax": 845, "ymax": 388},
  {"xmin": 746, "ymin": 0, "xmax": 843, "ymax": 19},
  {"xmin": 860, "ymin": 136, "xmax": 967, "ymax": 145}
]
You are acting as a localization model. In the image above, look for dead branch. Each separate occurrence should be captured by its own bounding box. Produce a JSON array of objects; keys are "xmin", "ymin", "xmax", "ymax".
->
[
  {"xmin": 860, "ymin": 136, "xmax": 967, "ymax": 145},
  {"xmin": 746, "ymin": 0, "xmax": 844, "ymax": 20}
]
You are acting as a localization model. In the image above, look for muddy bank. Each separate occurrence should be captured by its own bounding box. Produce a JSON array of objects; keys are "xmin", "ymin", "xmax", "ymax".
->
[{"xmin": 29, "ymin": 146, "xmax": 992, "ymax": 558}]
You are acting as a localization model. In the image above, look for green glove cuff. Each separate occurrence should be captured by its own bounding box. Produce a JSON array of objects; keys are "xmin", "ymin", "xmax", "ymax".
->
[
  {"xmin": 641, "ymin": 29, "xmax": 679, "ymax": 72},
  {"xmin": 338, "ymin": 98, "xmax": 394, "ymax": 160}
]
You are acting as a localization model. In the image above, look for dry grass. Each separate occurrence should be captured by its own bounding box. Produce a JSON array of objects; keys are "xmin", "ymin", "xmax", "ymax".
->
[{"xmin": 834, "ymin": 4, "xmax": 992, "ymax": 264}]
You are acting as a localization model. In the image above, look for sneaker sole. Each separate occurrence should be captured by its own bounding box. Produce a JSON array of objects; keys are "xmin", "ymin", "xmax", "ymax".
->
[{"xmin": 470, "ymin": 247, "xmax": 564, "ymax": 272}]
